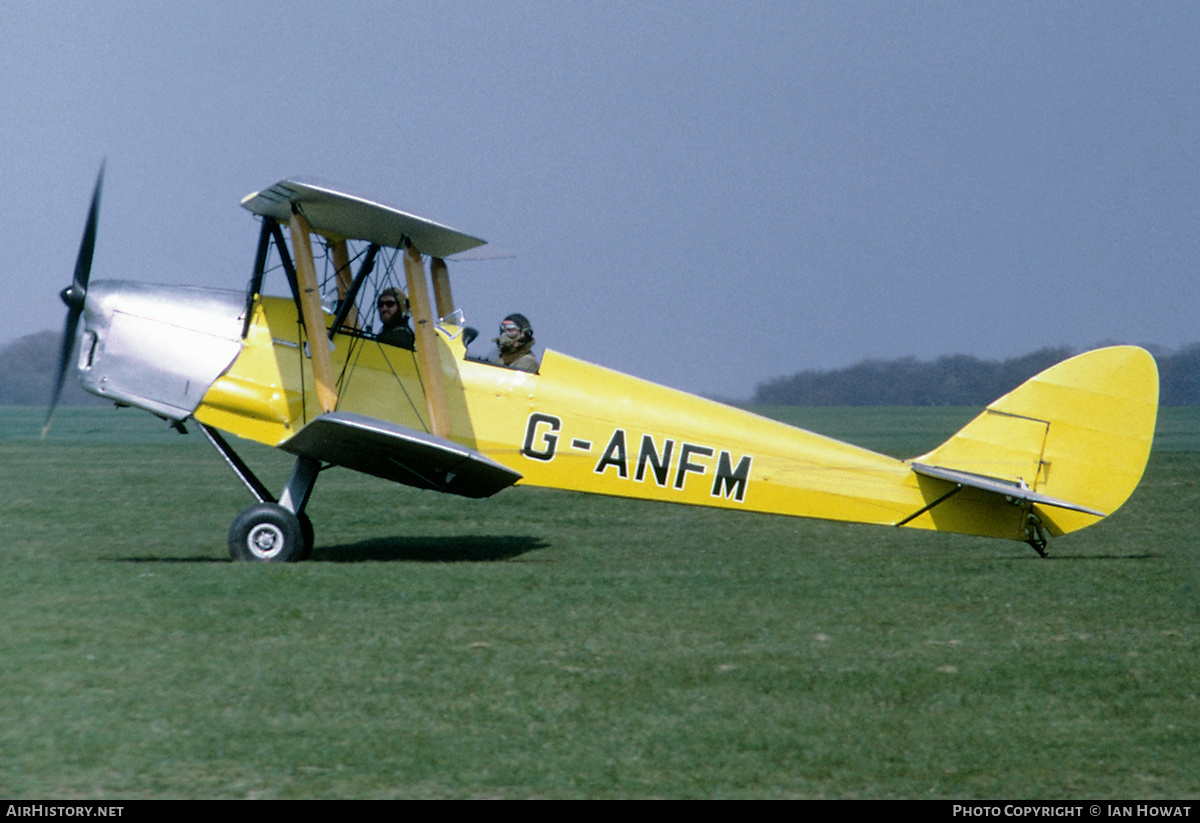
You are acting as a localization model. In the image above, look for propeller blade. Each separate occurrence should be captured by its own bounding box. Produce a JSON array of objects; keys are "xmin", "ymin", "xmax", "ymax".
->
[
  {"xmin": 72, "ymin": 162, "xmax": 104, "ymax": 296},
  {"xmin": 43, "ymin": 302, "xmax": 84, "ymax": 435},
  {"xmin": 44, "ymin": 164, "xmax": 104, "ymax": 437}
]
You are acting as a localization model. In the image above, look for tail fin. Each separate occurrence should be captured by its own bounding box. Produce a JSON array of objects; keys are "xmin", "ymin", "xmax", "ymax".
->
[{"xmin": 913, "ymin": 346, "xmax": 1158, "ymax": 538}]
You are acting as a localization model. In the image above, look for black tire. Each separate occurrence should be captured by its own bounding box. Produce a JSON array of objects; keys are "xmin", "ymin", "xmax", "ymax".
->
[
  {"xmin": 298, "ymin": 511, "xmax": 315, "ymax": 561},
  {"xmin": 228, "ymin": 503, "xmax": 305, "ymax": 563}
]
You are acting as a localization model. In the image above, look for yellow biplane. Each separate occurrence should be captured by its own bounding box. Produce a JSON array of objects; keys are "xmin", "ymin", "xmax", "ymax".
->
[{"xmin": 46, "ymin": 170, "xmax": 1159, "ymax": 561}]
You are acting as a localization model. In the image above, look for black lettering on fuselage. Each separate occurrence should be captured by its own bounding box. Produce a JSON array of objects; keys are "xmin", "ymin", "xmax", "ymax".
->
[
  {"xmin": 594, "ymin": 429, "xmax": 629, "ymax": 478},
  {"xmin": 711, "ymin": 451, "xmax": 752, "ymax": 502},
  {"xmin": 635, "ymin": 434, "xmax": 675, "ymax": 487},
  {"xmin": 522, "ymin": 413, "xmax": 561, "ymax": 461},
  {"xmin": 522, "ymin": 412, "xmax": 752, "ymax": 503},
  {"xmin": 674, "ymin": 443, "xmax": 714, "ymax": 490}
]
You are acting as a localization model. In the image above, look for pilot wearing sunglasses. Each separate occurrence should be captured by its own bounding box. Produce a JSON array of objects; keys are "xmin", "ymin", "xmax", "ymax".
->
[{"xmin": 376, "ymin": 288, "xmax": 415, "ymax": 350}]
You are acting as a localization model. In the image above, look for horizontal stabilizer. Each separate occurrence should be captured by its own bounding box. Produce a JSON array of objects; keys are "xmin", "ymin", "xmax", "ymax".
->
[
  {"xmin": 282, "ymin": 412, "xmax": 521, "ymax": 499},
  {"xmin": 911, "ymin": 463, "xmax": 1105, "ymax": 517},
  {"xmin": 242, "ymin": 178, "xmax": 488, "ymax": 258}
]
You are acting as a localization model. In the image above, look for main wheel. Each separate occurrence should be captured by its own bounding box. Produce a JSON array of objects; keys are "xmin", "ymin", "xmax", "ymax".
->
[
  {"xmin": 298, "ymin": 511, "xmax": 315, "ymax": 561},
  {"xmin": 229, "ymin": 503, "xmax": 306, "ymax": 563}
]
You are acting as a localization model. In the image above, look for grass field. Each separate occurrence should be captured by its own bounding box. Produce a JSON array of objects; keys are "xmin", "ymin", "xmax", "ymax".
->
[{"xmin": 1, "ymin": 406, "xmax": 1198, "ymax": 798}]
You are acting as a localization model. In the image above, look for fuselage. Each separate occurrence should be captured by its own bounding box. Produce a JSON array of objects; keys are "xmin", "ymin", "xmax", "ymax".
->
[{"xmin": 74, "ymin": 281, "xmax": 1157, "ymax": 547}]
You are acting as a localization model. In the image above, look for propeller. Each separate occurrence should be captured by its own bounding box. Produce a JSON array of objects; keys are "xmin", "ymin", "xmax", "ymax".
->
[{"xmin": 43, "ymin": 163, "xmax": 105, "ymax": 437}]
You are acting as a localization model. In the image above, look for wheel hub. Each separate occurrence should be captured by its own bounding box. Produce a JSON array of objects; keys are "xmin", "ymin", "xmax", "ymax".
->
[{"xmin": 247, "ymin": 523, "xmax": 285, "ymax": 559}]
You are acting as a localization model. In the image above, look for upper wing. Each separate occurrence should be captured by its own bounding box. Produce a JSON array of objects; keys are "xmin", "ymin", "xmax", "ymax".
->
[
  {"xmin": 281, "ymin": 412, "xmax": 521, "ymax": 499},
  {"xmin": 241, "ymin": 177, "xmax": 487, "ymax": 258}
]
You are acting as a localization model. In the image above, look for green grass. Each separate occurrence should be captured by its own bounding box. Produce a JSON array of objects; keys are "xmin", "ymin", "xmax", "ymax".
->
[{"xmin": 1, "ymin": 406, "xmax": 1198, "ymax": 798}]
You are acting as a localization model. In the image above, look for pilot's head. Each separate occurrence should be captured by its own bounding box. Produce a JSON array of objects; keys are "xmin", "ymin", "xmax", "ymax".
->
[
  {"xmin": 377, "ymin": 288, "xmax": 409, "ymax": 329},
  {"xmin": 497, "ymin": 313, "xmax": 533, "ymax": 352}
]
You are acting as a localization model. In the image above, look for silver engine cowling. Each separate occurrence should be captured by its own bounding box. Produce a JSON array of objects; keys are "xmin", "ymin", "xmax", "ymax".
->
[{"xmin": 77, "ymin": 281, "xmax": 246, "ymax": 421}]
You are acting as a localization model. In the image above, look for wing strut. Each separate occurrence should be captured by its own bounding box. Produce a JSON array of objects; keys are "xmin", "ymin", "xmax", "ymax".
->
[
  {"xmin": 242, "ymin": 218, "xmax": 274, "ymax": 340},
  {"xmin": 288, "ymin": 212, "xmax": 339, "ymax": 413},
  {"xmin": 330, "ymin": 240, "xmax": 359, "ymax": 330},
  {"xmin": 431, "ymin": 256, "xmax": 455, "ymax": 318},
  {"xmin": 268, "ymin": 221, "xmax": 305, "ymax": 332},
  {"xmin": 405, "ymin": 245, "xmax": 452, "ymax": 438}
]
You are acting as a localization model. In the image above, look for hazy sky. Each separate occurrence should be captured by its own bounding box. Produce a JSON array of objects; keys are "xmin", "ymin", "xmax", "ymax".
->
[{"xmin": 3, "ymin": 1, "xmax": 1197, "ymax": 399}]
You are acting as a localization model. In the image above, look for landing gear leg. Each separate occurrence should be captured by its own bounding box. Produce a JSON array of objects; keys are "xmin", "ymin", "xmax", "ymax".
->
[{"xmin": 200, "ymin": 424, "xmax": 322, "ymax": 563}]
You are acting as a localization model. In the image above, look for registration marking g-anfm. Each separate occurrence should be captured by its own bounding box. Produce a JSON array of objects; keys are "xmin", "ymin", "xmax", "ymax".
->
[{"xmin": 521, "ymin": 412, "xmax": 752, "ymax": 502}]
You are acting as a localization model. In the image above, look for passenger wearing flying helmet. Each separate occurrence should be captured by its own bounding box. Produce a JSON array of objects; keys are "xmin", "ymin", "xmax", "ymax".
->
[{"xmin": 494, "ymin": 313, "xmax": 539, "ymax": 373}]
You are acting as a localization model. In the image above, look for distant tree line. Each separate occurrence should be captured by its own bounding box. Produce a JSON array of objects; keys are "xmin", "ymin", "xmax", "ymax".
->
[
  {"xmin": 0, "ymin": 331, "xmax": 104, "ymax": 407},
  {"xmin": 753, "ymin": 345, "xmax": 1200, "ymax": 406}
]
